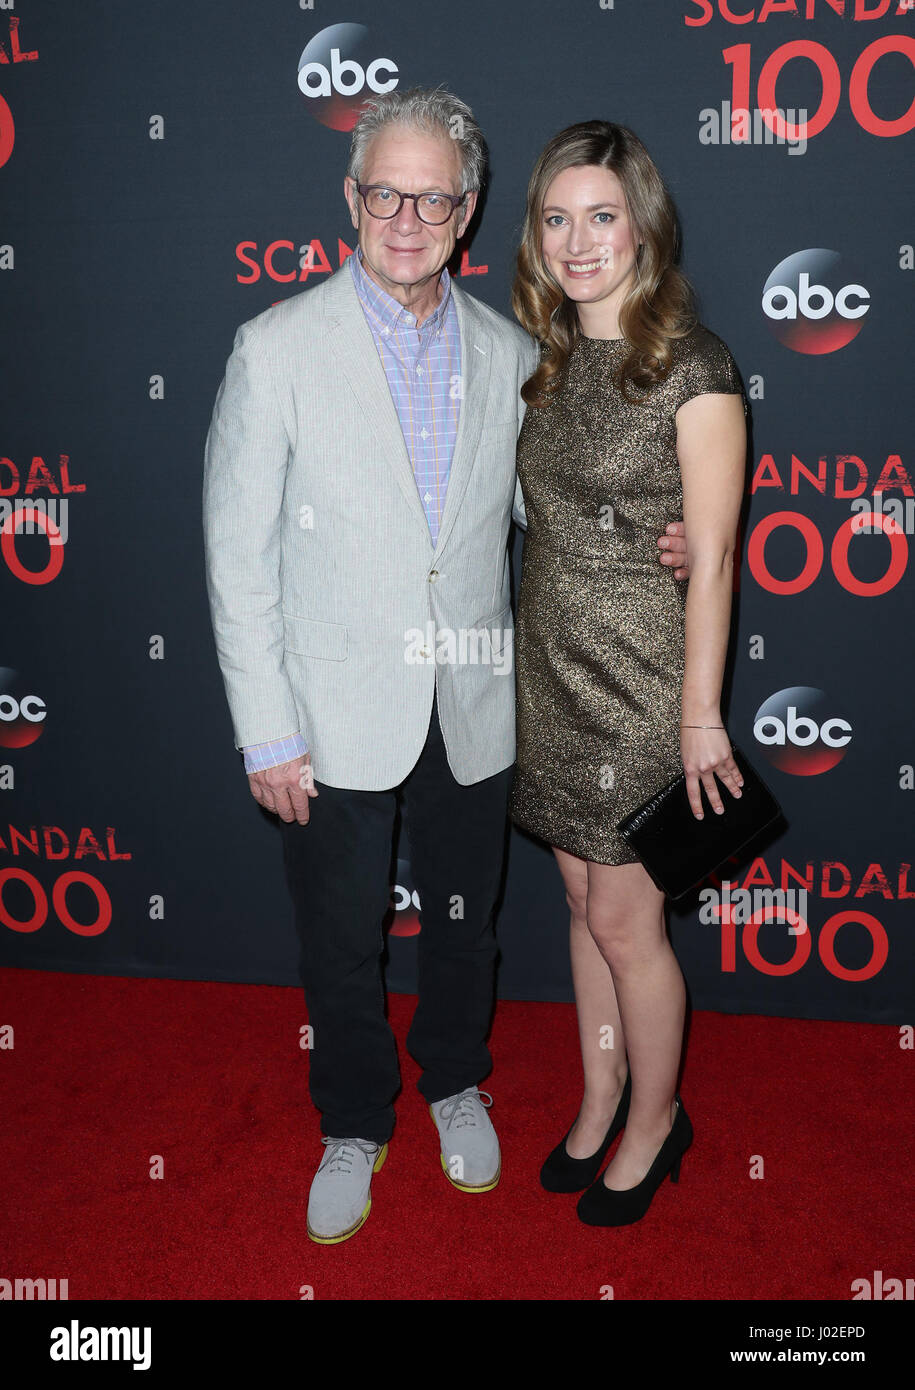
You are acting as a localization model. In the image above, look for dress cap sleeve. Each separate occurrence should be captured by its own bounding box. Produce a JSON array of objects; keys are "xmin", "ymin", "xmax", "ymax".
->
[{"xmin": 670, "ymin": 326, "xmax": 748, "ymax": 416}]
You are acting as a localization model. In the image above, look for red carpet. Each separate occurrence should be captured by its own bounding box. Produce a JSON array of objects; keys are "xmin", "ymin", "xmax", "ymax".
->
[{"xmin": 1, "ymin": 967, "xmax": 911, "ymax": 1301}]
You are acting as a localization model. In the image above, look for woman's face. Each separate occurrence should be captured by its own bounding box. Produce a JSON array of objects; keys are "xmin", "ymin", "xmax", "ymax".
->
[{"xmin": 539, "ymin": 164, "xmax": 639, "ymax": 318}]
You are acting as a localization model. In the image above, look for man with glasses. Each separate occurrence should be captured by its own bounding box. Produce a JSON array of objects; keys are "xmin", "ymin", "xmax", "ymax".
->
[{"xmin": 202, "ymin": 87, "xmax": 690, "ymax": 1244}]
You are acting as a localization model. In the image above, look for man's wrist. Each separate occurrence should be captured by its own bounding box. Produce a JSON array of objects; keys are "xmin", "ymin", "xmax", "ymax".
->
[{"xmin": 242, "ymin": 732, "xmax": 308, "ymax": 774}]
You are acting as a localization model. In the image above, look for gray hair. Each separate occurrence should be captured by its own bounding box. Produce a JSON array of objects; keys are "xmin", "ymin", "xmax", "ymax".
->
[{"xmin": 347, "ymin": 86, "xmax": 488, "ymax": 195}]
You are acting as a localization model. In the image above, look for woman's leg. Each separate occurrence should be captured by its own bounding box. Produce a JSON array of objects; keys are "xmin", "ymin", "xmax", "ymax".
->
[
  {"xmin": 552, "ymin": 846, "xmax": 629, "ymax": 1159},
  {"xmin": 583, "ymin": 860, "xmax": 685, "ymax": 1190}
]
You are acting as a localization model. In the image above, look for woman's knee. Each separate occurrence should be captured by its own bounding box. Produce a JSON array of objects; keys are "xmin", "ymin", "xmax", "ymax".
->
[
  {"xmin": 566, "ymin": 886, "xmax": 589, "ymax": 925},
  {"xmin": 586, "ymin": 911, "xmax": 664, "ymax": 968}
]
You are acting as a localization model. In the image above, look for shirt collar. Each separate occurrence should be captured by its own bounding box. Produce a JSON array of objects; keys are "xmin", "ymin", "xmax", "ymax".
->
[{"xmin": 350, "ymin": 246, "xmax": 452, "ymax": 338}]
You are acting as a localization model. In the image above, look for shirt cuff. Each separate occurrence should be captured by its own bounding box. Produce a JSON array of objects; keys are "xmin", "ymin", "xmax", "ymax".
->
[{"xmin": 241, "ymin": 732, "xmax": 308, "ymax": 774}]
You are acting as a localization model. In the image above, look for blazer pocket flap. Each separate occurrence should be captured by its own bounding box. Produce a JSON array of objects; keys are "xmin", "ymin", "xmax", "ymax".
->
[
  {"xmin": 474, "ymin": 603, "xmax": 513, "ymax": 655},
  {"xmin": 283, "ymin": 613, "xmax": 348, "ymax": 661}
]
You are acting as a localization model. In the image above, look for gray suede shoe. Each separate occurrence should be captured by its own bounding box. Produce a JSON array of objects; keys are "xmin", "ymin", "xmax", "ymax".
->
[
  {"xmin": 430, "ymin": 1087, "xmax": 501, "ymax": 1192},
  {"xmin": 306, "ymin": 1137, "xmax": 388, "ymax": 1244}
]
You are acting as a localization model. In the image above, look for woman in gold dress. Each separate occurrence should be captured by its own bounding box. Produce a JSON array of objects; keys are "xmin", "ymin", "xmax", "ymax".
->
[{"xmin": 510, "ymin": 122, "xmax": 748, "ymax": 1226}]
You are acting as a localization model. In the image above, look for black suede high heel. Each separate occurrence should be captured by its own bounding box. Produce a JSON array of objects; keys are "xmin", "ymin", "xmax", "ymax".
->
[
  {"xmin": 576, "ymin": 1095, "xmax": 692, "ymax": 1226},
  {"xmin": 539, "ymin": 1072, "xmax": 631, "ymax": 1193}
]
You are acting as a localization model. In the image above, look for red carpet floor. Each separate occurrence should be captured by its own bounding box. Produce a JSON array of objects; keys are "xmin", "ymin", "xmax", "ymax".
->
[{"xmin": 1, "ymin": 967, "xmax": 911, "ymax": 1301}]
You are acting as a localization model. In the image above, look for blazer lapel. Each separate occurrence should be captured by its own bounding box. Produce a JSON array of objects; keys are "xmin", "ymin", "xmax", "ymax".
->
[
  {"xmin": 433, "ymin": 282, "xmax": 492, "ymax": 561},
  {"xmin": 320, "ymin": 264, "xmax": 492, "ymax": 559},
  {"xmin": 322, "ymin": 264, "xmax": 432, "ymax": 542}
]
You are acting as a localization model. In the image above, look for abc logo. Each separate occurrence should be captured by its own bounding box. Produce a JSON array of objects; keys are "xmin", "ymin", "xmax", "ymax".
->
[
  {"xmin": 297, "ymin": 23, "xmax": 398, "ymax": 131},
  {"xmin": 762, "ymin": 249, "xmax": 869, "ymax": 355},
  {"xmin": 753, "ymin": 686, "xmax": 851, "ymax": 776},
  {"xmin": 0, "ymin": 667, "xmax": 46, "ymax": 748},
  {"xmin": 388, "ymin": 857, "xmax": 421, "ymax": 937}
]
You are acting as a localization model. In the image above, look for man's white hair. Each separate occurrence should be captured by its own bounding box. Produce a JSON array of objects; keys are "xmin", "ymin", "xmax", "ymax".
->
[{"xmin": 347, "ymin": 86, "xmax": 488, "ymax": 194}]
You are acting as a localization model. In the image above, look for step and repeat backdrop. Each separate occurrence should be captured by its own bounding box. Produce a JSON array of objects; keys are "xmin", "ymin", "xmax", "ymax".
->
[{"xmin": 2, "ymin": 2, "xmax": 913, "ymax": 1022}]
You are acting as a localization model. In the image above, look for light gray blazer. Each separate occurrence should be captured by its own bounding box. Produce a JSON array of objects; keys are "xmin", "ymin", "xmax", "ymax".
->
[{"xmin": 202, "ymin": 260, "xmax": 539, "ymax": 790}]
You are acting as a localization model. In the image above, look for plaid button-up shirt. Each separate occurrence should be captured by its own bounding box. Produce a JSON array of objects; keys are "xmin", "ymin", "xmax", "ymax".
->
[
  {"xmin": 242, "ymin": 249, "xmax": 462, "ymax": 771},
  {"xmin": 349, "ymin": 245, "xmax": 461, "ymax": 544}
]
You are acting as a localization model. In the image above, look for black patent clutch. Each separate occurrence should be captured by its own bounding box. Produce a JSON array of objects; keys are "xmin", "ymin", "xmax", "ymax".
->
[{"xmin": 616, "ymin": 743, "xmax": 782, "ymax": 900}]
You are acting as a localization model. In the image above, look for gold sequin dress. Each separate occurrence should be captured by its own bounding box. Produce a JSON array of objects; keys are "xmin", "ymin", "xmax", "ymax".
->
[{"xmin": 510, "ymin": 324, "xmax": 745, "ymax": 865}]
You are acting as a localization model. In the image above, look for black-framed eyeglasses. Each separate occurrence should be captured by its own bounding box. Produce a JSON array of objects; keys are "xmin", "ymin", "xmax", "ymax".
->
[{"xmin": 355, "ymin": 183, "xmax": 467, "ymax": 226}]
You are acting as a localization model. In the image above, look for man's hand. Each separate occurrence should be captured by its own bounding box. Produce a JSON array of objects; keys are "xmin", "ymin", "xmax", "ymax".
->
[
  {"xmin": 658, "ymin": 521, "xmax": 689, "ymax": 580},
  {"xmin": 248, "ymin": 753, "xmax": 318, "ymax": 825}
]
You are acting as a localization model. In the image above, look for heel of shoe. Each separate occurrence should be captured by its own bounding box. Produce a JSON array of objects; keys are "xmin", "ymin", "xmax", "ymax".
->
[
  {"xmin": 576, "ymin": 1096, "xmax": 691, "ymax": 1226},
  {"xmin": 669, "ymin": 1096, "xmax": 691, "ymax": 1184},
  {"xmin": 373, "ymin": 1142, "xmax": 388, "ymax": 1173}
]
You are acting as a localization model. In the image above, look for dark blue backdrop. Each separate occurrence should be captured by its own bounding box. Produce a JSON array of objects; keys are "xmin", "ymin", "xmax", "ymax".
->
[{"xmin": 2, "ymin": 1, "xmax": 913, "ymax": 1022}]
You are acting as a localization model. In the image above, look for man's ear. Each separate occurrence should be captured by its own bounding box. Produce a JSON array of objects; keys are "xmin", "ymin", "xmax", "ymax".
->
[
  {"xmin": 343, "ymin": 176, "xmax": 359, "ymax": 230},
  {"xmin": 456, "ymin": 189, "xmax": 478, "ymax": 239}
]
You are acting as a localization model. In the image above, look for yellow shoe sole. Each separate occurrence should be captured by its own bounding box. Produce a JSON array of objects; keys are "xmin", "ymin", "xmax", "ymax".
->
[
  {"xmin": 430, "ymin": 1106, "xmax": 501, "ymax": 1192},
  {"xmin": 307, "ymin": 1142, "xmax": 388, "ymax": 1245}
]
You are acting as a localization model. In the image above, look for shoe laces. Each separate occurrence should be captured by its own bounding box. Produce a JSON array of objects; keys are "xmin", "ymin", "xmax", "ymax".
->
[
  {"xmin": 438, "ymin": 1087, "xmax": 493, "ymax": 1132},
  {"xmin": 320, "ymin": 1136, "xmax": 379, "ymax": 1175}
]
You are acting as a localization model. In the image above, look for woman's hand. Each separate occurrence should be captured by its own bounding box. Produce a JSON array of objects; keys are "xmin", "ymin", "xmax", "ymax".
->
[{"xmin": 680, "ymin": 726, "xmax": 743, "ymax": 820}]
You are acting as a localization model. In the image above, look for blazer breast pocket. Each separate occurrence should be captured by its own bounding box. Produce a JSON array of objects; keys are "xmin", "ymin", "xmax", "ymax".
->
[
  {"xmin": 479, "ymin": 420, "xmax": 521, "ymax": 470},
  {"xmin": 282, "ymin": 612, "xmax": 348, "ymax": 661}
]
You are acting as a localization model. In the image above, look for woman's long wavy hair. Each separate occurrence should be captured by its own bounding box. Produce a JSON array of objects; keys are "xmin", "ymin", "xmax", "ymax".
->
[{"xmin": 512, "ymin": 121, "xmax": 697, "ymax": 407}]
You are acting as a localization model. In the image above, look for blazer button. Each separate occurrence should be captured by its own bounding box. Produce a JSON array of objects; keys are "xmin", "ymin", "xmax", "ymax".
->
[{"xmin": 428, "ymin": 570, "xmax": 439, "ymax": 582}]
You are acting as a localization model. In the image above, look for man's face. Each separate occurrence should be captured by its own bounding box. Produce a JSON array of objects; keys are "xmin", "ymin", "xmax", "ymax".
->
[{"xmin": 344, "ymin": 124, "xmax": 477, "ymax": 299}]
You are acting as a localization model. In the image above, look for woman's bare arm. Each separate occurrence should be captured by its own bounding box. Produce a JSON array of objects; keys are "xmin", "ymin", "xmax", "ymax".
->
[{"xmin": 676, "ymin": 391, "xmax": 747, "ymax": 817}]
